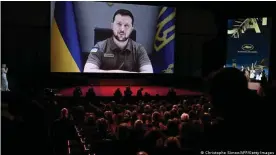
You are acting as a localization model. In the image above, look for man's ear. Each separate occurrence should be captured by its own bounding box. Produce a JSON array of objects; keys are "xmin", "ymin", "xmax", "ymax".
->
[
  {"xmin": 130, "ymin": 26, "xmax": 134, "ymax": 32},
  {"xmin": 111, "ymin": 23, "xmax": 114, "ymax": 29}
]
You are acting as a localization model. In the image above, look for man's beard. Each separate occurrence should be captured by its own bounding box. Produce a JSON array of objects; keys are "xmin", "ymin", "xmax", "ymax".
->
[{"xmin": 113, "ymin": 32, "xmax": 129, "ymax": 42}]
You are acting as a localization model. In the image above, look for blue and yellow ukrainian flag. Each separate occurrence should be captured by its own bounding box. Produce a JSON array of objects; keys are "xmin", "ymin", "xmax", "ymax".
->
[
  {"xmin": 152, "ymin": 7, "xmax": 176, "ymax": 73},
  {"xmin": 51, "ymin": 2, "xmax": 83, "ymax": 72}
]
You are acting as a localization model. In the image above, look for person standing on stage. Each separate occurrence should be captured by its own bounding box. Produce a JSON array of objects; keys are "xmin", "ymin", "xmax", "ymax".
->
[
  {"xmin": 136, "ymin": 88, "xmax": 144, "ymax": 97},
  {"xmin": 1, "ymin": 64, "xmax": 10, "ymax": 91},
  {"xmin": 249, "ymin": 64, "xmax": 256, "ymax": 79},
  {"xmin": 244, "ymin": 69, "xmax": 250, "ymax": 82},
  {"xmin": 241, "ymin": 66, "xmax": 245, "ymax": 73}
]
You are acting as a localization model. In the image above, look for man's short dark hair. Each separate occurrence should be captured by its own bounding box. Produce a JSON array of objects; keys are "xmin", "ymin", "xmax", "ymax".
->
[{"xmin": 113, "ymin": 9, "xmax": 134, "ymax": 25}]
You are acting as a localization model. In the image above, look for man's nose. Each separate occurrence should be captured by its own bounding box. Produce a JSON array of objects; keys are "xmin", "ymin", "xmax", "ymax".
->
[{"xmin": 119, "ymin": 26, "xmax": 125, "ymax": 31}]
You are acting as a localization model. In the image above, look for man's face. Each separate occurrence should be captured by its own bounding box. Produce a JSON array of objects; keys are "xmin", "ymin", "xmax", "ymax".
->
[{"xmin": 112, "ymin": 14, "xmax": 133, "ymax": 42}]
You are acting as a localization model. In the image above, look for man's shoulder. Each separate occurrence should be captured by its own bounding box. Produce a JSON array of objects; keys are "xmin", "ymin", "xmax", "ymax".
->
[
  {"xmin": 129, "ymin": 39, "xmax": 146, "ymax": 54},
  {"xmin": 90, "ymin": 39, "xmax": 109, "ymax": 53},
  {"xmin": 96, "ymin": 39, "xmax": 108, "ymax": 47},
  {"xmin": 129, "ymin": 39, "xmax": 142, "ymax": 49}
]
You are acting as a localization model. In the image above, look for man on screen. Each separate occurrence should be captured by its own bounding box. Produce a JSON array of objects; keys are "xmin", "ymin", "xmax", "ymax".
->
[{"xmin": 83, "ymin": 9, "xmax": 153, "ymax": 73}]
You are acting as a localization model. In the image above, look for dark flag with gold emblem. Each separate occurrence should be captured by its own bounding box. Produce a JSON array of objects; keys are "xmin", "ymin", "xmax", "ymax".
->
[{"xmin": 151, "ymin": 7, "xmax": 176, "ymax": 73}]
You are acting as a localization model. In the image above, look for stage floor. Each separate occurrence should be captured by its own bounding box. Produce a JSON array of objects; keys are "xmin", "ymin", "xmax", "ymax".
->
[{"xmin": 58, "ymin": 86, "xmax": 202, "ymax": 97}]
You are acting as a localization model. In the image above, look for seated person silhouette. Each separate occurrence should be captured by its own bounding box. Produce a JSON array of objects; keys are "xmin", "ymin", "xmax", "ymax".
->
[
  {"xmin": 73, "ymin": 87, "xmax": 82, "ymax": 98},
  {"xmin": 144, "ymin": 92, "xmax": 151, "ymax": 97},
  {"xmin": 44, "ymin": 88, "xmax": 55, "ymax": 97},
  {"xmin": 167, "ymin": 88, "xmax": 176, "ymax": 98},
  {"xmin": 207, "ymin": 67, "xmax": 267, "ymax": 148},
  {"xmin": 114, "ymin": 88, "xmax": 122, "ymax": 98},
  {"xmin": 136, "ymin": 88, "xmax": 144, "ymax": 97},
  {"xmin": 53, "ymin": 108, "xmax": 75, "ymax": 155},
  {"xmin": 86, "ymin": 87, "xmax": 96, "ymax": 99},
  {"xmin": 124, "ymin": 86, "xmax": 133, "ymax": 97}
]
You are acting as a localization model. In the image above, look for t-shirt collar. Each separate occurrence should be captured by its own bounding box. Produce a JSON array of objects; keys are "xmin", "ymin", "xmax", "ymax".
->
[{"xmin": 109, "ymin": 37, "xmax": 132, "ymax": 52}]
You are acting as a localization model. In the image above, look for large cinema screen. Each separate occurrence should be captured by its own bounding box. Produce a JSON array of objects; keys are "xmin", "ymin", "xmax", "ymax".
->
[{"xmin": 51, "ymin": 2, "xmax": 176, "ymax": 74}]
